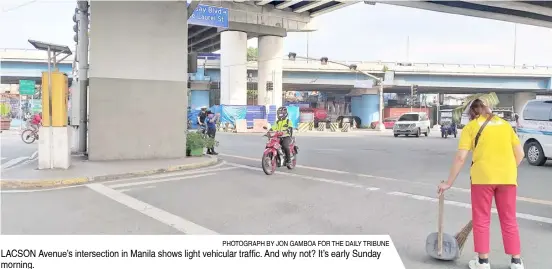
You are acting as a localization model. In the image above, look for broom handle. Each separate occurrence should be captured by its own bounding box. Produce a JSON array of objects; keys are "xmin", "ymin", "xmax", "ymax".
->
[{"xmin": 438, "ymin": 192, "xmax": 444, "ymax": 256}]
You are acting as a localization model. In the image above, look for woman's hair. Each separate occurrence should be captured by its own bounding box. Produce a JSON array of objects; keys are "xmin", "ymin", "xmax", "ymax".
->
[{"xmin": 468, "ymin": 99, "xmax": 493, "ymax": 120}]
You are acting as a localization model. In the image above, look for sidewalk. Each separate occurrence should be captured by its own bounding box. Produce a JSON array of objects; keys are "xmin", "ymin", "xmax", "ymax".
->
[{"xmin": 0, "ymin": 155, "xmax": 218, "ymax": 190}]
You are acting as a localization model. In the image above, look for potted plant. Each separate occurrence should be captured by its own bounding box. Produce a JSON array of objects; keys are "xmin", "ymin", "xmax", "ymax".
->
[
  {"xmin": 204, "ymin": 136, "xmax": 219, "ymax": 151},
  {"xmin": 0, "ymin": 103, "xmax": 11, "ymax": 131},
  {"xmin": 186, "ymin": 131, "xmax": 206, "ymax": 157}
]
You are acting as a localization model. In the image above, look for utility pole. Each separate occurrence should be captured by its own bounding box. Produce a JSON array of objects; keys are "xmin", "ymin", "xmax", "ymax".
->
[
  {"xmin": 406, "ymin": 36, "xmax": 410, "ymax": 62},
  {"xmin": 513, "ymin": 23, "xmax": 517, "ymax": 66},
  {"xmin": 77, "ymin": 1, "xmax": 89, "ymax": 154}
]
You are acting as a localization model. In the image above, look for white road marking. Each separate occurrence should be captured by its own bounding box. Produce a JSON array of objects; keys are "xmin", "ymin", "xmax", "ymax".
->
[
  {"xmin": 119, "ymin": 185, "xmax": 157, "ymax": 193},
  {"xmin": 220, "ymin": 153, "xmax": 350, "ymax": 174},
  {"xmin": 226, "ymin": 162, "xmax": 379, "ymax": 191},
  {"xmin": 1, "ymin": 157, "xmax": 30, "ymax": 171},
  {"xmin": 108, "ymin": 173, "xmax": 216, "ymax": 189},
  {"xmin": 30, "ymin": 150, "xmax": 38, "ymax": 160},
  {"xmin": 86, "ymin": 183, "xmax": 218, "ymax": 234},
  {"xmin": 227, "ymin": 162, "xmax": 552, "ymax": 225},
  {"xmin": 1, "ymin": 166, "xmax": 231, "ymax": 194},
  {"xmin": 387, "ymin": 191, "xmax": 552, "ymax": 225},
  {"xmin": 110, "ymin": 166, "xmax": 237, "ymax": 184},
  {"xmin": 220, "ymin": 153, "xmax": 552, "ymax": 207}
]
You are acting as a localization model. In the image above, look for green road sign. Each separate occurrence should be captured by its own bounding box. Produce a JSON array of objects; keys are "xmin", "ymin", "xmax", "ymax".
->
[{"xmin": 19, "ymin": 80, "xmax": 36, "ymax": 95}]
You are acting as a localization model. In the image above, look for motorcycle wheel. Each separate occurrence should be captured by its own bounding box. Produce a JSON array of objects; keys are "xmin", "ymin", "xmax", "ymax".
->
[
  {"xmin": 262, "ymin": 153, "xmax": 276, "ymax": 175},
  {"xmin": 21, "ymin": 129, "xmax": 36, "ymax": 144},
  {"xmin": 286, "ymin": 153, "xmax": 297, "ymax": 170}
]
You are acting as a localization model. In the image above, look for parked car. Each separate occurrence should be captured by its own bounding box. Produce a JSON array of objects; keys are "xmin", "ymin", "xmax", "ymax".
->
[
  {"xmin": 517, "ymin": 99, "xmax": 552, "ymax": 166},
  {"xmin": 393, "ymin": 112, "xmax": 431, "ymax": 137}
]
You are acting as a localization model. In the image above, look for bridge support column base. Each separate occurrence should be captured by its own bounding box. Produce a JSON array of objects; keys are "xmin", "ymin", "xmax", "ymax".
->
[
  {"xmin": 514, "ymin": 92, "xmax": 536, "ymax": 114},
  {"xmin": 220, "ymin": 30, "xmax": 247, "ymax": 105},
  {"xmin": 257, "ymin": 35, "xmax": 284, "ymax": 107},
  {"xmin": 87, "ymin": 1, "xmax": 188, "ymax": 161}
]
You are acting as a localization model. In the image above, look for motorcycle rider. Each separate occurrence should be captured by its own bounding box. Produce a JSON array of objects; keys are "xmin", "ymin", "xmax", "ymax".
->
[{"xmin": 270, "ymin": 107, "xmax": 293, "ymax": 165}]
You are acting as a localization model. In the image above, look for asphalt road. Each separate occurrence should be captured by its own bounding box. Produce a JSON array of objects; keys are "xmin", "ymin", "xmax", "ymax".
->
[
  {"xmin": 0, "ymin": 130, "xmax": 38, "ymax": 169},
  {"xmin": 1, "ymin": 131, "xmax": 551, "ymax": 269}
]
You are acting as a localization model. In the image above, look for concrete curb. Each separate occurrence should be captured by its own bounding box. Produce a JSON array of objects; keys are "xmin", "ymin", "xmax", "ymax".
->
[{"xmin": 0, "ymin": 156, "xmax": 219, "ymax": 190}]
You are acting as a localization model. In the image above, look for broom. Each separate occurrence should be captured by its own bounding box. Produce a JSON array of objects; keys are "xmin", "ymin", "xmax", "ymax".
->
[
  {"xmin": 454, "ymin": 220, "xmax": 473, "ymax": 253},
  {"xmin": 438, "ymin": 181, "xmax": 473, "ymax": 256}
]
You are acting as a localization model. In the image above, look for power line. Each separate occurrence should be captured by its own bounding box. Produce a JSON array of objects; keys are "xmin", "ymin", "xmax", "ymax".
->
[{"xmin": 1, "ymin": 0, "xmax": 38, "ymax": 13}]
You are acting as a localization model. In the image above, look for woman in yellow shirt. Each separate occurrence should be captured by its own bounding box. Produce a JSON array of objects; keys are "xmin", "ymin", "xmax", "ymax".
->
[{"xmin": 438, "ymin": 99, "xmax": 526, "ymax": 269}]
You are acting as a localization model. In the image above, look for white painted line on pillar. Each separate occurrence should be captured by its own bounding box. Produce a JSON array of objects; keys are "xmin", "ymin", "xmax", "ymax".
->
[
  {"xmin": 387, "ymin": 191, "xmax": 552, "ymax": 225},
  {"xmin": 108, "ymin": 173, "xmax": 216, "ymax": 189},
  {"xmin": 220, "ymin": 153, "xmax": 552, "ymax": 207},
  {"xmin": 87, "ymin": 183, "xmax": 218, "ymax": 235}
]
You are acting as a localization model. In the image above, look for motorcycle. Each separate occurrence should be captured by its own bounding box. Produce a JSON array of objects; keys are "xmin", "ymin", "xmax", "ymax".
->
[{"xmin": 261, "ymin": 126, "xmax": 299, "ymax": 175}]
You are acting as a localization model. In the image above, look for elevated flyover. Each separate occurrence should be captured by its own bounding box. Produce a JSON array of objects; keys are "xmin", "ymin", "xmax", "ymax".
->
[
  {"xmin": 188, "ymin": 1, "xmax": 357, "ymax": 52},
  {"xmin": 380, "ymin": 1, "xmax": 552, "ymax": 29}
]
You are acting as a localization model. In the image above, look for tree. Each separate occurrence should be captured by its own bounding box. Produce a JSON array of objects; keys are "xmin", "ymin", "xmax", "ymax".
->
[{"xmin": 247, "ymin": 47, "xmax": 258, "ymax": 61}]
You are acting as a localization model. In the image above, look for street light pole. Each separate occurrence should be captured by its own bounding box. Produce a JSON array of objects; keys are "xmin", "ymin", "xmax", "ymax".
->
[{"xmin": 288, "ymin": 54, "xmax": 386, "ymax": 131}]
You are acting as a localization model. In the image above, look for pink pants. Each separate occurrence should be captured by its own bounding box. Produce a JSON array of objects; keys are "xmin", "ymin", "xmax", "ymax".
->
[{"xmin": 471, "ymin": 184, "xmax": 521, "ymax": 255}]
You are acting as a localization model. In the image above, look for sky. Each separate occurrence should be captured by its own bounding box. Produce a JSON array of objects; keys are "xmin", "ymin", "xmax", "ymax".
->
[{"xmin": 2, "ymin": 1, "xmax": 552, "ymax": 66}]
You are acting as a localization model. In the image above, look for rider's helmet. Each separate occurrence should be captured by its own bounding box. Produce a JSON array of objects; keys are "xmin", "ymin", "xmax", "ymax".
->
[{"xmin": 277, "ymin": 107, "xmax": 288, "ymax": 121}]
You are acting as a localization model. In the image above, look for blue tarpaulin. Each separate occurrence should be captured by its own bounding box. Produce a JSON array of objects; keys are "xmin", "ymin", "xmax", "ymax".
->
[{"xmin": 286, "ymin": 106, "xmax": 300, "ymax": 129}]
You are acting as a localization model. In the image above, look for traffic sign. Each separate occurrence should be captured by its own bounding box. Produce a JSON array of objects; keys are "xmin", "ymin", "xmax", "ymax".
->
[
  {"xmin": 188, "ymin": 4, "xmax": 229, "ymax": 28},
  {"xmin": 19, "ymin": 80, "xmax": 36, "ymax": 95}
]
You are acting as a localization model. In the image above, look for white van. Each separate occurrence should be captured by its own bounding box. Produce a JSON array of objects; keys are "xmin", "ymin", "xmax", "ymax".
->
[
  {"xmin": 393, "ymin": 112, "xmax": 431, "ymax": 137},
  {"xmin": 517, "ymin": 99, "xmax": 552, "ymax": 166}
]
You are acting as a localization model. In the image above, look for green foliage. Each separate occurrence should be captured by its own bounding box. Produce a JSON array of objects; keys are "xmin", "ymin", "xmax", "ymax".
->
[
  {"xmin": 452, "ymin": 92, "xmax": 500, "ymax": 123},
  {"xmin": 204, "ymin": 136, "xmax": 219, "ymax": 148},
  {"xmin": 382, "ymin": 65, "xmax": 389, "ymax": 72},
  {"xmin": 247, "ymin": 47, "xmax": 258, "ymax": 61},
  {"xmin": 0, "ymin": 103, "xmax": 11, "ymax": 118},
  {"xmin": 186, "ymin": 131, "xmax": 219, "ymax": 150},
  {"xmin": 186, "ymin": 132, "xmax": 206, "ymax": 150}
]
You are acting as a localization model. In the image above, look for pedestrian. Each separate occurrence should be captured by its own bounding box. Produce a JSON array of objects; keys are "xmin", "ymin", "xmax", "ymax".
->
[
  {"xmin": 205, "ymin": 111, "xmax": 218, "ymax": 155},
  {"xmin": 437, "ymin": 99, "xmax": 525, "ymax": 269},
  {"xmin": 197, "ymin": 107, "xmax": 207, "ymax": 134}
]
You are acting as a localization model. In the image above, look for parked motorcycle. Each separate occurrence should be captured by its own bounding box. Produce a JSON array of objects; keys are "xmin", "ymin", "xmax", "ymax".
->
[{"xmin": 261, "ymin": 126, "xmax": 298, "ymax": 175}]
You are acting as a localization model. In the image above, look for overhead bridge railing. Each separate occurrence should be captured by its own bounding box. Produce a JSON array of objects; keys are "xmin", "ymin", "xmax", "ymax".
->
[{"xmin": 197, "ymin": 57, "xmax": 552, "ymax": 74}]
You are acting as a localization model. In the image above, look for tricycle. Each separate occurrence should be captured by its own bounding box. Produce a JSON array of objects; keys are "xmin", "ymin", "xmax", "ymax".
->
[{"xmin": 440, "ymin": 120, "xmax": 457, "ymax": 138}]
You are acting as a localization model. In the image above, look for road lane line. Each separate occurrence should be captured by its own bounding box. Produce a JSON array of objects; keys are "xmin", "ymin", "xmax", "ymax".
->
[
  {"xmin": 111, "ymin": 166, "xmax": 237, "ymax": 184},
  {"xmin": 219, "ymin": 153, "xmax": 350, "ymax": 174},
  {"xmin": 1, "ymin": 157, "xmax": 30, "ymax": 170},
  {"xmin": 220, "ymin": 153, "xmax": 552, "ymax": 207},
  {"xmin": 227, "ymin": 162, "xmax": 552, "ymax": 225},
  {"xmin": 86, "ymin": 183, "xmax": 218, "ymax": 235},
  {"xmin": 387, "ymin": 191, "xmax": 552, "ymax": 225},
  {"xmin": 108, "ymin": 173, "xmax": 216, "ymax": 189},
  {"xmin": 119, "ymin": 185, "xmax": 157, "ymax": 193},
  {"xmin": 226, "ymin": 162, "xmax": 379, "ymax": 191}
]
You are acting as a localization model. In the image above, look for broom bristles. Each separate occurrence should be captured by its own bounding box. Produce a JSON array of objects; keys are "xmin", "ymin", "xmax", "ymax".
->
[{"xmin": 454, "ymin": 220, "xmax": 473, "ymax": 253}]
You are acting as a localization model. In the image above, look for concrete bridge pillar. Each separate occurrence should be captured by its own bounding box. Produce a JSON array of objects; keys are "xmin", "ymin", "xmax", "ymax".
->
[
  {"xmin": 220, "ymin": 30, "xmax": 247, "ymax": 105},
  {"xmin": 87, "ymin": 1, "xmax": 188, "ymax": 161},
  {"xmin": 257, "ymin": 35, "xmax": 284, "ymax": 107},
  {"xmin": 514, "ymin": 92, "xmax": 536, "ymax": 114},
  {"xmin": 349, "ymin": 89, "xmax": 380, "ymax": 128}
]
